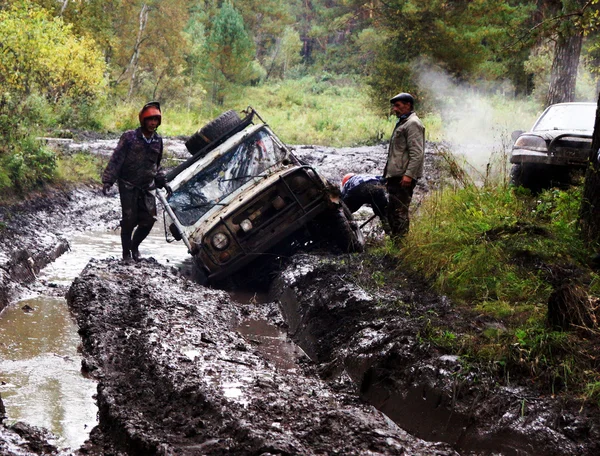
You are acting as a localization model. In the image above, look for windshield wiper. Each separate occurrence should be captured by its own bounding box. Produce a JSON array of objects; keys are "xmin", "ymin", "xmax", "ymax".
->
[
  {"xmin": 219, "ymin": 173, "xmax": 268, "ymax": 182},
  {"xmin": 179, "ymin": 201, "xmax": 228, "ymax": 211}
]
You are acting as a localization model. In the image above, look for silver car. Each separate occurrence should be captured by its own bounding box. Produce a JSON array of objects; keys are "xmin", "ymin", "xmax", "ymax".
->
[{"xmin": 510, "ymin": 102, "xmax": 595, "ymax": 191}]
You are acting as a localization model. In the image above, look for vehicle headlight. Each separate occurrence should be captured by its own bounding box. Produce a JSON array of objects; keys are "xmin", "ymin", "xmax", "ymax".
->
[
  {"xmin": 240, "ymin": 219, "xmax": 253, "ymax": 232},
  {"xmin": 291, "ymin": 175, "xmax": 308, "ymax": 190},
  {"xmin": 272, "ymin": 196, "xmax": 285, "ymax": 210},
  {"xmin": 513, "ymin": 135, "xmax": 548, "ymax": 152},
  {"xmin": 211, "ymin": 232, "xmax": 230, "ymax": 250}
]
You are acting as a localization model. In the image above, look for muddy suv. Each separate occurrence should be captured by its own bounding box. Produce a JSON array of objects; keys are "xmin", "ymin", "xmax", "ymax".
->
[{"xmin": 158, "ymin": 108, "xmax": 363, "ymax": 285}]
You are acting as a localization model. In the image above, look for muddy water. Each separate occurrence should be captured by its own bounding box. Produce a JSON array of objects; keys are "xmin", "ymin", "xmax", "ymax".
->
[
  {"xmin": 0, "ymin": 225, "xmax": 189, "ymax": 451},
  {"xmin": 231, "ymin": 291, "xmax": 306, "ymax": 372}
]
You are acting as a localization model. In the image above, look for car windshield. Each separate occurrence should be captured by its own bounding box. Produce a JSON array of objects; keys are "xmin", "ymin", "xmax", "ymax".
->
[
  {"xmin": 168, "ymin": 129, "xmax": 287, "ymax": 226},
  {"xmin": 533, "ymin": 104, "xmax": 596, "ymax": 132}
]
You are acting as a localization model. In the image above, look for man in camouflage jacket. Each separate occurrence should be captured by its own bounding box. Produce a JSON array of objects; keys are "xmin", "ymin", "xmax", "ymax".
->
[{"xmin": 102, "ymin": 101, "xmax": 171, "ymax": 262}]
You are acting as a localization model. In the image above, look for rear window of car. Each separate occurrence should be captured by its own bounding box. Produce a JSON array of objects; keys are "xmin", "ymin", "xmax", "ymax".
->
[{"xmin": 533, "ymin": 104, "xmax": 596, "ymax": 132}]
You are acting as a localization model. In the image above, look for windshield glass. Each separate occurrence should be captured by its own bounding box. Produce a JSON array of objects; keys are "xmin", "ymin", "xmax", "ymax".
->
[
  {"xmin": 168, "ymin": 129, "xmax": 287, "ymax": 226},
  {"xmin": 533, "ymin": 104, "xmax": 596, "ymax": 132}
]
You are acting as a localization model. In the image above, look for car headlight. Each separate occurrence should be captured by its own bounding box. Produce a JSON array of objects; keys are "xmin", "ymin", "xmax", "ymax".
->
[
  {"xmin": 240, "ymin": 219, "xmax": 253, "ymax": 232},
  {"xmin": 513, "ymin": 135, "xmax": 548, "ymax": 152},
  {"xmin": 211, "ymin": 232, "xmax": 230, "ymax": 250}
]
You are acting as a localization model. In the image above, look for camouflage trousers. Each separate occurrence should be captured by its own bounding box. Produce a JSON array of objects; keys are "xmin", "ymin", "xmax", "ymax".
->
[{"xmin": 386, "ymin": 176, "xmax": 417, "ymax": 239}]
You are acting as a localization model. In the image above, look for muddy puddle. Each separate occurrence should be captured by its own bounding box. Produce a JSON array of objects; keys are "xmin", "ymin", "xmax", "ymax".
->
[
  {"xmin": 0, "ymin": 224, "xmax": 189, "ymax": 451},
  {"xmin": 231, "ymin": 290, "xmax": 307, "ymax": 372},
  {"xmin": 0, "ymin": 222, "xmax": 306, "ymax": 452},
  {"xmin": 0, "ymin": 296, "xmax": 96, "ymax": 450}
]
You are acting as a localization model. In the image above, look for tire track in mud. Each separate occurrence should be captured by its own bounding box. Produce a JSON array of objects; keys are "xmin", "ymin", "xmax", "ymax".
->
[{"xmin": 66, "ymin": 258, "xmax": 457, "ymax": 455}]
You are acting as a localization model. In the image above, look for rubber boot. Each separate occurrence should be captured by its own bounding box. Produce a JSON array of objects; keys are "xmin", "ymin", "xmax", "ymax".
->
[
  {"xmin": 131, "ymin": 224, "xmax": 153, "ymax": 262},
  {"xmin": 121, "ymin": 230, "xmax": 133, "ymax": 263}
]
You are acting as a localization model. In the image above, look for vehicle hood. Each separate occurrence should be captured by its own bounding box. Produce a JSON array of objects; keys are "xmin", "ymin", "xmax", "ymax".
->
[
  {"xmin": 523, "ymin": 129, "xmax": 592, "ymax": 141},
  {"xmin": 185, "ymin": 163, "xmax": 301, "ymax": 236}
]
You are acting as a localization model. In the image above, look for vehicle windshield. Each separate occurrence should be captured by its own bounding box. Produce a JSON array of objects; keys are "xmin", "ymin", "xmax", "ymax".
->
[
  {"xmin": 168, "ymin": 128, "xmax": 288, "ymax": 226},
  {"xmin": 533, "ymin": 104, "xmax": 596, "ymax": 132}
]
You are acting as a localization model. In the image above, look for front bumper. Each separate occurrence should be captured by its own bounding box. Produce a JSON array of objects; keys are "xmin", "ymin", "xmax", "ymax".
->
[
  {"xmin": 510, "ymin": 148, "xmax": 588, "ymax": 167},
  {"xmin": 193, "ymin": 166, "xmax": 335, "ymax": 281}
]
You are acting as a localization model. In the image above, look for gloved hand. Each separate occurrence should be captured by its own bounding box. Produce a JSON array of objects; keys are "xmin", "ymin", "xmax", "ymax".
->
[
  {"xmin": 102, "ymin": 183, "xmax": 112, "ymax": 195},
  {"xmin": 164, "ymin": 184, "xmax": 173, "ymax": 197}
]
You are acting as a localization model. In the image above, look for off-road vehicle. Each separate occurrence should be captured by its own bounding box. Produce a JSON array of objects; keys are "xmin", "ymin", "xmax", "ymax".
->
[{"xmin": 157, "ymin": 108, "xmax": 363, "ymax": 285}]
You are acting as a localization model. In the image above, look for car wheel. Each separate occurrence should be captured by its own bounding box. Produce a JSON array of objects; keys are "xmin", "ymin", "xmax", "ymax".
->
[
  {"xmin": 331, "ymin": 203, "xmax": 365, "ymax": 253},
  {"xmin": 510, "ymin": 163, "xmax": 548, "ymax": 192},
  {"xmin": 185, "ymin": 110, "xmax": 243, "ymax": 155},
  {"xmin": 191, "ymin": 258, "xmax": 209, "ymax": 286}
]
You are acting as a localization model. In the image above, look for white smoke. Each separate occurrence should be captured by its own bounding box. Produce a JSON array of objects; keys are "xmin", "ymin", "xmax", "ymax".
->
[{"xmin": 415, "ymin": 61, "xmax": 533, "ymax": 177}]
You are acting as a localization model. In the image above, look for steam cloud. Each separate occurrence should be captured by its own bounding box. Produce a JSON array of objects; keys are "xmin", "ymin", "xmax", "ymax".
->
[{"xmin": 416, "ymin": 62, "xmax": 519, "ymax": 176}]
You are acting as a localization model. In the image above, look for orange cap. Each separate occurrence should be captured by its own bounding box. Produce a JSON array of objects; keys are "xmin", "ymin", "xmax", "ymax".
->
[
  {"xmin": 139, "ymin": 102, "xmax": 161, "ymax": 126},
  {"xmin": 341, "ymin": 173, "xmax": 355, "ymax": 187}
]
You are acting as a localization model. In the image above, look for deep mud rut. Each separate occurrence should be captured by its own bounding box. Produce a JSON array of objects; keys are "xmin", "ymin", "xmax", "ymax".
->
[{"xmin": 0, "ymin": 137, "xmax": 598, "ymax": 455}]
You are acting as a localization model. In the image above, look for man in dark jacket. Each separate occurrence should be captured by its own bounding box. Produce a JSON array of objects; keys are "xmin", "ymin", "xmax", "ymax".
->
[
  {"xmin": 102, "ymin": 101, "xmax": 171, "ymax": 262},
  {"xmin": 383, "ymin": 92, "xmax": 425, "ymax": 239},
  {"xmin": 341, "ymin": 173, "xmax": 390, "ymax": 233}
]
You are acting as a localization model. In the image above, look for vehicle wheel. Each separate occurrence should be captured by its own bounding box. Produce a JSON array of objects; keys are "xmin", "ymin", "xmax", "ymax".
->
[
  {"xmin": 510, "ymin": 163, "xmax": 548, "ymax": 193},
  {"xmin": 185, "ymin": 110, "xmax": 242, "ymax": 155},
  {"xmin": 191, "ymin": 258, "xmax": 209, "ymax": 286},
  {"xmin": 331, "ymin": 203, "xmax": 365, "ymax": 253}
]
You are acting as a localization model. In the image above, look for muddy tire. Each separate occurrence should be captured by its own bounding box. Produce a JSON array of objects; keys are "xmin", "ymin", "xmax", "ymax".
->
[
  {"xmin": 331, "ymin": 203, "xmax": 365, "ymax": 253},
  {"xmin": 510, "ymin": 163, "xmax": 570, "ymax": 193},
  {"xmin": 185, "ymin": 110, "xmax": 243, "ymax": 155},
  {"xmin": 510, "ymin": 163, "xmax": 546, "ymax": 192},
  {"xmin": 191, "ymin": 258, "xmax": 209, "ymax": 286}
]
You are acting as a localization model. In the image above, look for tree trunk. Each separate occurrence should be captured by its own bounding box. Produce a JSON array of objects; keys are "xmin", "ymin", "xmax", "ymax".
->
[
  {"xmin": 579, "ymin": 92, "xmax": 600, "ymax": 241},
  {"xmin": 546, "ymin": 31, "xmax": 583, "ymax": 106},
  {"xmin": 127, "ymin": 3, "xmax": 149, "ymax": 100}
]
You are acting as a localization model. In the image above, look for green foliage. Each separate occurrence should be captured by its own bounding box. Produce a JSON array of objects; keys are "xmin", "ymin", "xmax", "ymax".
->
[
  {"xmin": 204, "ymin": 2, "xmax": 257, "ymax": 104},
  {"xmin": 367, "ymin": 0, "xmax": 533, "ymax": 106},
  {"xmin": 55, "ymin": 153, "xmax": 106, "ymax": 185},
  {"xmin": 0, "ymin": 2, "xmax": 107, "ymax": 102},
  {"xmin": 402, "ymin": 183, "xmax": 583, "ymax": 306},
  {"xmin": 584, "ymin": 381, "xmax": 600, "ymax": 406},
  {"xmin": 228, "ymin": 76, "xmax": 390, "ymax": 146},
  {"xmin": 152, "ymin": 76, "xmax": 394, "ymax": 146},
  {"xmin": 265, "ymin": 26, "xmax": 303, "ymax": 80},
  {"xmin": 0, "ymin": 138, "xmax": 57, "ymax": 193}
]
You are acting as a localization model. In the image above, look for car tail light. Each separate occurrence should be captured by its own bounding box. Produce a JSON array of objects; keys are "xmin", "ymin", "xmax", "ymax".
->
[{"xmin": 514, "ymin": 135, "xmax": 547, "ymax": 151}]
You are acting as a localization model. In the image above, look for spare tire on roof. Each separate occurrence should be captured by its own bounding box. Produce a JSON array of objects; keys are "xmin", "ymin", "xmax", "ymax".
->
[{"xmin": 185, "ymin": 110, "xmax": 243, "ymax": 155}]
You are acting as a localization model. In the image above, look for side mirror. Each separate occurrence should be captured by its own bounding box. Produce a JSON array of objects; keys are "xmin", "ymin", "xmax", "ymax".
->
[{"xmin": 511, "ymin": 130, "xmax": 524, "ymax": 143}]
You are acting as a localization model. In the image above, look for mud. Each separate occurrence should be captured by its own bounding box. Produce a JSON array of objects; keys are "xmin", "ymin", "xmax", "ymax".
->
[
  {"xmin": 270, "ymin": 255, "xmax": 600, "ymax": 455},
  {"xmin": 0, "ymin": 137, "xmax": 599, "ymax": 454},
  {"xmin": 64, "ymin": 258, "xmax": 456, "ymax": 455}
]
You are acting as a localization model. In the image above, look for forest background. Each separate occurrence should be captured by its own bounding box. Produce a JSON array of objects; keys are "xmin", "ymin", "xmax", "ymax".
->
[{"xmin": 2, "ymin": 0, "xmax": 600, "ymax": 191}]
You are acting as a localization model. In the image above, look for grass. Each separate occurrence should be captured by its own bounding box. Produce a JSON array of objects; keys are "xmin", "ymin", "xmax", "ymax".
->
[
  {"xmin": 366, "ymin": 150, "xmax": 600, "ymax": 403},
  {"xmin": 96, "ymin": 76, "xmax": 460, "ymax": 147},
  {"xmin": 55, "ymin": 152, "xmax": 107, "ymax": 184}
]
